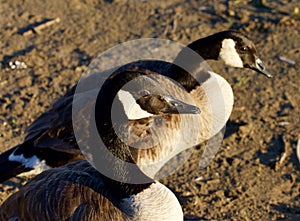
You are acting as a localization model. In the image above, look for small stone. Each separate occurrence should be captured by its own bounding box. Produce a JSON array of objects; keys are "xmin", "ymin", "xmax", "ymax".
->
[{"xmin": 228, "ymin": 10, "xmax": 235, "ymax": 17}]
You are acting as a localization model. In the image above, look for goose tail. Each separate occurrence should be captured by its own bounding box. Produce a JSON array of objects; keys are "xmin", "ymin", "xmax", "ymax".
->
[{"xmin": 0, "ymin": 147, "xmax": 31, "ymax": 183}]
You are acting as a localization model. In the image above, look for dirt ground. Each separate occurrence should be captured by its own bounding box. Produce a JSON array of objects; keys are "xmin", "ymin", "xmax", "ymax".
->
[{"xmin": 0, "ymin": 0, "xmax": 299, "ymax": 220}]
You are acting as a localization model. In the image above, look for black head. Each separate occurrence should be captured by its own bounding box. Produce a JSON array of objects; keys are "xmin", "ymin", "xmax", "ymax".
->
[
  {"xmin": 134, "ymin": 91, "xmax": 200, "ymax": 115},
  {"xmin": 116, "ymin": 73, "xmax": 200, "ymax": 120},
  {"xmin": 187, "ymin": 30, "xmax": 272, "ymax": 78}
]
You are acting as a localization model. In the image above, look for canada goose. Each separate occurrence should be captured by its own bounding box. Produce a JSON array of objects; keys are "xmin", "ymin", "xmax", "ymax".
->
[
  {"xmin": 0, "ymin": 69, "xmax": 197, "ymax": 221},
  {"xmin": 0, "ymin": 30, "xmax": 271, "ymax": 182}
]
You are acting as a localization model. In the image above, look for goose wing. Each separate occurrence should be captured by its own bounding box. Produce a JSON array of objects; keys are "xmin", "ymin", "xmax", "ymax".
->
[{"xmin": 0, "ymin": 161, "xmax": 130, "ymax": 221}]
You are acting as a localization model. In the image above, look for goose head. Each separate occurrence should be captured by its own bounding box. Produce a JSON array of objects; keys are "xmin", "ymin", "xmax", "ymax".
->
[
  {"xmin": 93, "ymin": 69, "xmax": 200, "ymax": 183},
  {"xmin": 186, "ymin": 30, "xmax": 272, "ymax": 78},
  {"xmin": 116, "ymin": 75, "xmax": 200, "ymax": 121}
]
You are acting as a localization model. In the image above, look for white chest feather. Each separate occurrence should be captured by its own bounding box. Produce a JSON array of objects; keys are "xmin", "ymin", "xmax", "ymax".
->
[
  {"xmin": 120, "ymin": 182, "xmax": 183, "ymax": 221},
  {"xmin": 219, "ymin": 39, "xmax": 243, "ymax": 68}
]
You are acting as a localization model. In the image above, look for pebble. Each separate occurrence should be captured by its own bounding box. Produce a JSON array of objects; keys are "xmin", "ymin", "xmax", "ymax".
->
[
  {"xmin": 228, "ymin": 10, "xmax": 235, "ymax": 17},
  {"xmin": 8, "ymin": 61, "xmax": 27, "ymax": 70},
  {"xmin": 278, "ymin": 121, "xmax": 289, "ymax": 126},
  {"xmin": 195, "ymin": 176, "xmax": 204, "ymax": 182}
]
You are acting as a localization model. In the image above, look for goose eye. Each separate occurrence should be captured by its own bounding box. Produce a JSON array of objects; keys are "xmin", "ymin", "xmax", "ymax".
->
[
  {"xmin": 139, "ymin": 90, "xmax": 150, "ymax": 97},
  {"xmin": 240, "ymin": 46, "xmax": 247, "ymax": 52}
]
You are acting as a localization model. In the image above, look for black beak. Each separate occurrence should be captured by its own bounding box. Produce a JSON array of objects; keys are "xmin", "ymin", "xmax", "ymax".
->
[
  {"xmin": 163, "ymin": 95, "xmax": 200, "ymax": 114},
  {"xmin": 248, "ymin": 56, "xmax": 273, "ymax": 78}
]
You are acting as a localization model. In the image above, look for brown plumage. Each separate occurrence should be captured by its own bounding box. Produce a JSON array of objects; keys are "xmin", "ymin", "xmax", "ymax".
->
[{"xmin": 0, "ymin": 161, "xmax": 129, "ymax": 221}]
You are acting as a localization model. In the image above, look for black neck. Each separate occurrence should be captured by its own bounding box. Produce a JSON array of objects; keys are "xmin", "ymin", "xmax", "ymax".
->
[
  {"xmin": 185, "ymin": 33, "xmax": 224, "ymax": 60},
  {"xmin": 94, "ymin": 70, "xmax": 154, "ymax": 195},
  {"xmin": 167, "ymin": 32, "xmax": 224, "ymax": 91}
]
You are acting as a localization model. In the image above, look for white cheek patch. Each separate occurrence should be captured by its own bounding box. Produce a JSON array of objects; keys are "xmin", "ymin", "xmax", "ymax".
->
[
  {"xmin": 219, "ymin": 39, "xmax": 243, "ymax": 68},
  {"xmin": 117, "ymin": 90, "xmax": 153, "ymax": 120}
]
